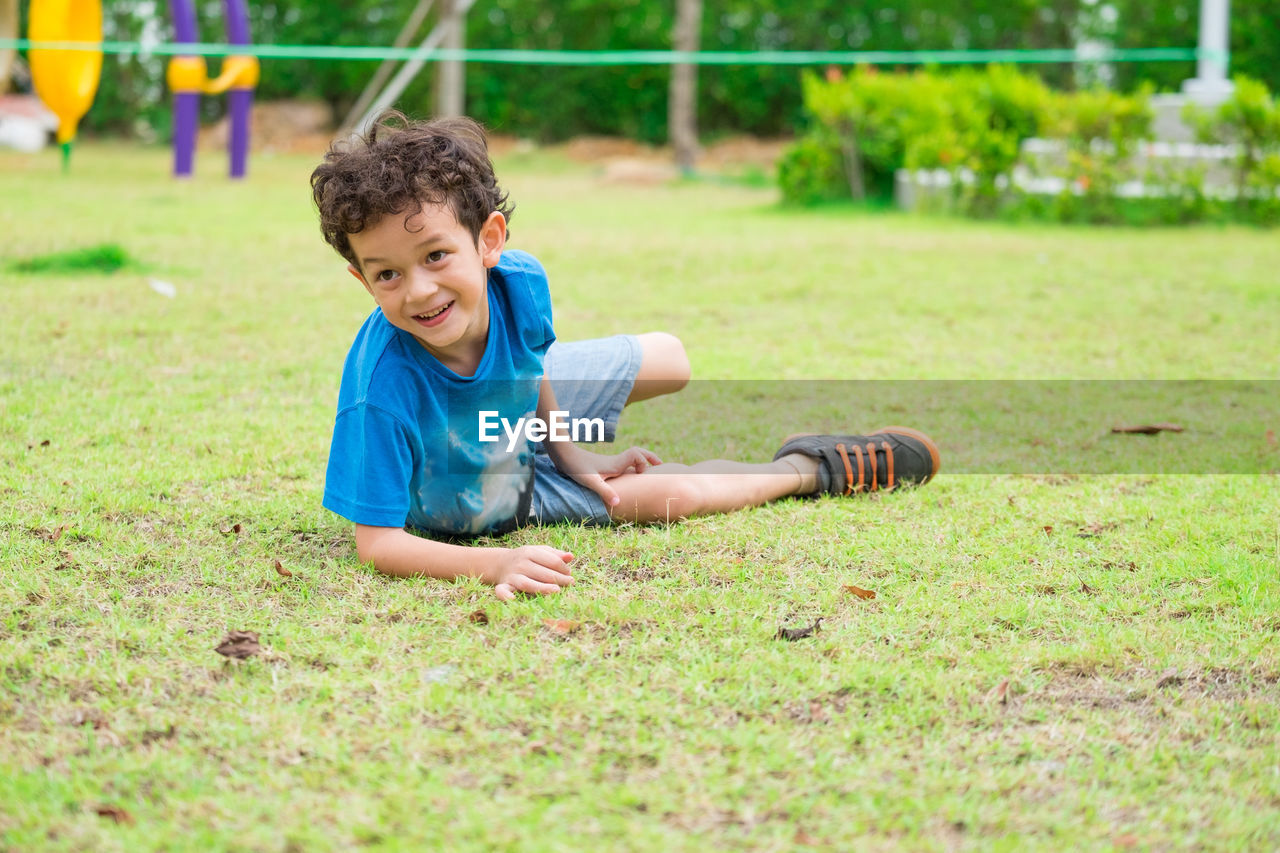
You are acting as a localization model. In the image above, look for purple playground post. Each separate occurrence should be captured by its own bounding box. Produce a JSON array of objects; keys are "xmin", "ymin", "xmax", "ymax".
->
[
  {"xmin": 224, "ymin": 0, "xmax": 250, "ymax": 48},
  {"xmin": 227, "ymin": 89, "xmax": 252, "ymax": 178},
  {"xmin": 173, "ymin": 92, "xmax": 199, "ymax": 177},
  {"xmin": 224, "ymin": 0, "xmax": 252, "ymax": 179},
  {"xmin": 168, "ymin": 0, "xmax": 199, "ymax": 178}
]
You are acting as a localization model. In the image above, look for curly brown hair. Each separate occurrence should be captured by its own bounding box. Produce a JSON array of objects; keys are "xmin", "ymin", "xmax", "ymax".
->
[{"xmin": 310, "ymin": 110, "xmax": 514, "ymax": 268}]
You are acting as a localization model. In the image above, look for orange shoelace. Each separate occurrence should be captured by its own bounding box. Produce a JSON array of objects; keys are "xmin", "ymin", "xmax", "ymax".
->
[{"xmin": 834, "ymin": 441, "xmax": 894, "ymax": 495}]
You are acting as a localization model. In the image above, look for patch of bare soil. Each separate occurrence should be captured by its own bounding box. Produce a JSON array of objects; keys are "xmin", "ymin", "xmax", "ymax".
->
[
  {"xmin": 1036, "ymin": 665, "xmax": 1279, "ymax": 710},
  {"xmin": 193, "ymin": 101, "xmax": 791, "ymax": 179},
  {"xmin": 555, "ymin": 133, "xmax": 788, "ymax": 170},
  {"xmin": 198, "ymin": 99, "xmax": 336, "ymax": 156},
  {"xmin": 700, "ymin": 136, "xmax": 790, "ymax": 170},
  {"xmin": 553, "ymin": 133, "xmax": 791, "ymax": 183},
  {"xmin": 564, "ymin": 136, "xmax": 654, "ymax": 162}
]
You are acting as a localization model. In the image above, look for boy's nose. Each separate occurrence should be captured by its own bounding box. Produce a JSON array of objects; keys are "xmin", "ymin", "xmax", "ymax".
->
[{"xmin": 406, "ymin": 271, "xmax": 439, "ymax": 299}]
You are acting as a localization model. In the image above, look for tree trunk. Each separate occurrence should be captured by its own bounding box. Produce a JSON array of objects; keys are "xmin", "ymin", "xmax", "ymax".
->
[
  {"xmin": 839, "ymin": 122, "xmax": 866, "ymax": 201},
  {"xmin": 0, "ymin": 0, "xmax": 18, "ymax": 95},
  {"xmin": 668, "ymin": 0, "xmax": 702, "ymax": 173}
]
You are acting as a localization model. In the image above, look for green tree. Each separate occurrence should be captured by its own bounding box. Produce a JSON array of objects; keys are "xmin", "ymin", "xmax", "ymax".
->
[{"xmin": 49, "ymin": 0, "xmax": 1280, "ymax": 141}]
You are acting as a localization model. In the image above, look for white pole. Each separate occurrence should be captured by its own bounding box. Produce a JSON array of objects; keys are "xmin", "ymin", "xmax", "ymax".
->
[{"xmin": 1183, "ymin": 0, "xmax": 1233, "ymax": 101}]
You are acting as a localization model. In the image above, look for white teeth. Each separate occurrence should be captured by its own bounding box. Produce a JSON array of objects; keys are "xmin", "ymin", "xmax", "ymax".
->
[{"xmin": 418, "ymin": 302, "xmax": 450, "ymax": 320}]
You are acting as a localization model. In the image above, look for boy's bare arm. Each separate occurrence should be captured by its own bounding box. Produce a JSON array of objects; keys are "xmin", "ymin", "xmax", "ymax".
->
[{"xmin": 354, "ymin": 524, "xmax": 574, "ymax": 600}]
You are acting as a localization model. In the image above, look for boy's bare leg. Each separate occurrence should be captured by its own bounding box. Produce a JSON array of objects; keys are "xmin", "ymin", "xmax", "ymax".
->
[
  {"xmin": 606, "ymin": 455, "xmax": 820, "ymax": 524},
  {"xmin": 626, "ymin": 332, "xmax": 690, "ymax": 404}
]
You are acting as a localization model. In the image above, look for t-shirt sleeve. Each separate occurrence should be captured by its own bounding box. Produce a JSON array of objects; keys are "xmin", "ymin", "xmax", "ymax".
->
[
  {"xmin": 502, "ymin": 251, "xmax": 556, "ymax": 356},
  {"xmin": 323, "ymin": 403, "xmax": 416, "ymax": 527}
]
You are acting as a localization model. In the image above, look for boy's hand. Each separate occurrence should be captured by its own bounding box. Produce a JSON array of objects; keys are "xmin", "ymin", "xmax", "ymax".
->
[
  {"xmin": 490, "ymin": 545, "xmax": 575, "ymax": 601},
  {"xmin": 557, "ymin": 445, "xmax": 663, "ymax": 508}
]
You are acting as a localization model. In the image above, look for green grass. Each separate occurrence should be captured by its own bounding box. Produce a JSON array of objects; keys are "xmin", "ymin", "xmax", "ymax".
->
[
  {"xmin": 2, "ymin": 142, "xmax": 1279, "ymax": 851},
  {"xmin": 6, "ymin": 243, "xmax": 133, "ymax": 275}
]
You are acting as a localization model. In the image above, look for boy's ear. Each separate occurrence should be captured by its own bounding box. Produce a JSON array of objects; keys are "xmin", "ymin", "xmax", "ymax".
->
[
  {"xmin": 478, "ymin": 211, "xmax": 507, "ymax": 268},
  {"xmin": 347, "ymin": 262, "xmax": 374, "ymax": 296}
]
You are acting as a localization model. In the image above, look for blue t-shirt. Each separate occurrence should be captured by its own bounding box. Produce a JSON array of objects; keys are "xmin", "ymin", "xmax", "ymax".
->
[{"xmin": 323, "ymin": 250, "xmax": 556, "ymax": 536}]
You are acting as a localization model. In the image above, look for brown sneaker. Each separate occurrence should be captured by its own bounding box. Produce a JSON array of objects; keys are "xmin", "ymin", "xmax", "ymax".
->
[{"xmin": 773, "ymin": 426, "xmax": 940, "ymax": 495}]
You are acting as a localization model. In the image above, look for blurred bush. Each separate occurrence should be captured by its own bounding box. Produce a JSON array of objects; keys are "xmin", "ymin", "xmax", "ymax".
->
[
  {"xmin": 782, "ymin": 66, "xmax": 1279, "ymax": 226},
  {"xmin": 1186, "ymin": 77, "xmax": 1280, "ymax": 225}
]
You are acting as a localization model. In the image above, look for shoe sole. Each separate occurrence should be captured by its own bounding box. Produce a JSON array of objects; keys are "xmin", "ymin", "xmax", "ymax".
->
[{"xmin": 779, "ymin": 426, "xmax": 941, "ymax": 486}]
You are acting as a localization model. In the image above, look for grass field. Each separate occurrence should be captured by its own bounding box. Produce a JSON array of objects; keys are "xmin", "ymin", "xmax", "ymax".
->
[{"xmin": 2, "ymin": 142, "xmax": 1279, "ymax": 851}]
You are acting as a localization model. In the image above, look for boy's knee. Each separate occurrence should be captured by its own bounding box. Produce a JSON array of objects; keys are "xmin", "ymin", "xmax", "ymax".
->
[
  {"xmin": 658, "ymin": 332, "xmax": 691, "ymax": 386},
  {"xmin": 610, "ymin": 468, "xmax": 707, "ymax": 522},
  {"xmin": 652, "ymin": 473, "xmax": 712, "ymax": 519},
  {"xmin": 637, "ymin": 331, "xmax": 691, "ymax": 388}
]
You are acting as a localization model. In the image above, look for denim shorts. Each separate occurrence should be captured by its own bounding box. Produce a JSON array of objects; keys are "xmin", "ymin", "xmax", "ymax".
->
[{"xmin": 528, "ymin": 334, "xmax": 642, "ymax": 526}]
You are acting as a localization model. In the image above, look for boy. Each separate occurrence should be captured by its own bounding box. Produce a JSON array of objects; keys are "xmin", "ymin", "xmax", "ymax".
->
[{"xmin": 311, "ymin": 111, "xmax": 940, "ymax": 601}]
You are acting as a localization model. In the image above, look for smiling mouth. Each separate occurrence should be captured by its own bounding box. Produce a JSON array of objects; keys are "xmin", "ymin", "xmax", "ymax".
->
[{"xmin": 415, "ymin": 302, "xmax": 454, "ymax": 322}]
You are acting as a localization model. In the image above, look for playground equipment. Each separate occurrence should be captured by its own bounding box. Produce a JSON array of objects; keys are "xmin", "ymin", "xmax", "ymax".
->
[
  {"xmin": 166, "ymin": 0, "xmax": 258, "ymax": 178},
  {"xmin": 27, "ymin": 0, "xmax": 103, "ymax": 168}
]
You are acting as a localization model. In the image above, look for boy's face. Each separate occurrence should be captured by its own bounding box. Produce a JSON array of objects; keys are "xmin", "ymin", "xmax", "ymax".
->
[{"xmin": 346, "ymin": 203, "xmax": 506, "ymax": 374}]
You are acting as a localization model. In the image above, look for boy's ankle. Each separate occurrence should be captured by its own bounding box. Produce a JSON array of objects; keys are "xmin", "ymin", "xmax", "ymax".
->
[{"xmin": 777, "ymin": 453, "xmax": 820, "ymax": 495}]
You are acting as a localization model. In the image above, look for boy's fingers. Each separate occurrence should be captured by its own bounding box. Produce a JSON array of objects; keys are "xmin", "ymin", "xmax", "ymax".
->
[
  {"xmin": 586, "ymin": 474, "xmax": 620, "ymax": 507},
  {"xmin": 513, "ymin": 575, "xmax": 563, "ymax": 596},
  {"xmin": 523, "ymin": 559, "xmax": 573, "ymax": 585},
  {"xmin": 494, "ymin": 583, "xmax": 515, "ymax": 601},
  {"xmin": 529, "ymin": 548, "xmax": 574, "ymax": 575},
  {"xmin": 529, "ymin": 567, "xmax": 573, "ymax": 587}
]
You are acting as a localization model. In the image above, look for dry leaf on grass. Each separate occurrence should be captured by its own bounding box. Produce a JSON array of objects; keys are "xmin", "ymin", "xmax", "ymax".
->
[
  {"xmin": 220, "ymin": 523, "xmax": 243, "ymax": 536},
  {"xmin": 543, "ymin": 619, "xmax": 582, "ymax": 635},
  {"xmin": 1155, "ymin": 667, "xmax": 1182, "ymax": 689},
  {"xmin": 140, "ymin": 725, "xmax": 177, "ymax": 745},
  {"xmin": 94, "ymin": 804, "xmax": 134, "ymax": 825},
  {"xmin": 843, "ymin": 584, "xmax": 876, "ymax": 600},
  {"xmin": 31, "ymin": 524, "xmax": 68, "ymax": 543},
  {"xmin": 274, "ymin": 560, "xmax": 293, "ymax": 578},
  {"xmin": 985, "ymin": 678, "xmax": 1010, "ymax": 705},
  {"xmin": 1266, "ymin": 429, "xmax": 1277, "ymax": 448},
  {"xmin": 69, "ymin": 707, "xmax": 108, "ymax": 729},
  {"xmin": 214, "ymin": 630, "xmax": 262, "ymax": 659},
  {"xmin": 1111, "ymin": 423, "xmax": 1184, "ymax": 435},
  {"xmin": 775, "ymin": 617, "xmax": 823, "ymax": 641},
  {"xmin": 468, "ymin": 610, "xmax": 490, "ymax": 625},
  {"xmin": 794, "ymin": 829, "xmax": 823, "ymax": 846}
]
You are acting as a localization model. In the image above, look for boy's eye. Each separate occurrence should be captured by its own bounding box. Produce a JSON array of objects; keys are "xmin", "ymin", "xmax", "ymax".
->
[
  {"xmin": 426, "ymin": 250, "xmax": 446, "ymax": 263},
  {"xmin": 375, "ymin": 269, "xmax": 399, "ymax": 282}
]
